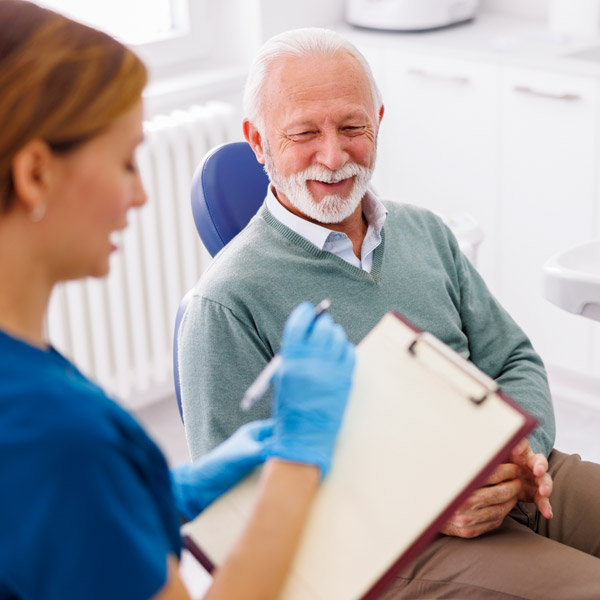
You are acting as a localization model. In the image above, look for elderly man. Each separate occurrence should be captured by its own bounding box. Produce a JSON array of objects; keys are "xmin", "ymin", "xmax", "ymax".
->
[{"xmin": 179, "ymin": 27, "xmax": 600, "ymax": 599}]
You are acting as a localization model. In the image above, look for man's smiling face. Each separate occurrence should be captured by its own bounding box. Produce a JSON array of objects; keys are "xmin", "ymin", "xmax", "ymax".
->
[{"xmin": 257, "ymin": 50, "xmax": 380, "ymax": 224}]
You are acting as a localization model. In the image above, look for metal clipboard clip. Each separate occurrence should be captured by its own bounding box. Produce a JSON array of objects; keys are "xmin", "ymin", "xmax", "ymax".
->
[{"xmin": 408, "ymin": 332, "xmax": 499, "ymax": 406}]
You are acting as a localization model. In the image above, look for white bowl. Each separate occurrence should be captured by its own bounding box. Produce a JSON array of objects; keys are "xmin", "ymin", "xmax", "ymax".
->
[{"xmin": 543, "ymin": 238, "xmax": 600, "ymax": 321}]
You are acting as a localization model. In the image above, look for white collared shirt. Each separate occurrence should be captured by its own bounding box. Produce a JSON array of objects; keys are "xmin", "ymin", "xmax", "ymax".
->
[{"xmin": 265, "ymin": 187, "xmax": 388, "ymax": 273}]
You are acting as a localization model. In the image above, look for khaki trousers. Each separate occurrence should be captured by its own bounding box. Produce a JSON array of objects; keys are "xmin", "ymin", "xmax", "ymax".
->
[{"xmin": 381, "ymin": 450, "xmax": 600, "ymax": 600}]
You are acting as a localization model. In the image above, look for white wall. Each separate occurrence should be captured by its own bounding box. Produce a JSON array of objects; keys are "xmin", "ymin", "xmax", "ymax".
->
[
  {"xmin": 148, "ymin": 0, "xmax": 562, "ymax": 119},
  {"xmin": 258, "ymin": 0, "xmax": 345, "ymax": 40},
  {"xmin": 144, "ymin": 0, "xmax": 347, "ymax": 117}
]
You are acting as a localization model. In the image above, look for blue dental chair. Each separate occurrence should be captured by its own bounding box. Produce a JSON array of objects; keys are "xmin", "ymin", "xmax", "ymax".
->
[{"xmin": 172, "ymin": 142, "xmax": 269, "ymax": 421}]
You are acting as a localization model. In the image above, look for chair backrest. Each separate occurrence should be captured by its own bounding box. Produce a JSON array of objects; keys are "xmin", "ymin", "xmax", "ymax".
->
[
  {"xmin": 173, "ymin": 142, "xmax": 269, "ymax": 421},
  {"xmin": 190, "ymin": 141, "xmax": 270, "ymax": 257}
]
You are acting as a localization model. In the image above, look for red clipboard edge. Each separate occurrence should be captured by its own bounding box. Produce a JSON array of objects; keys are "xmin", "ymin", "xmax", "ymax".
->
[
  {"xmin": 184, "ymin": 534, "xmax": 216, "ymax": 574},
  {"xmin": 362, "ymin": 312, "xmax": 538, "ymax": 599}
]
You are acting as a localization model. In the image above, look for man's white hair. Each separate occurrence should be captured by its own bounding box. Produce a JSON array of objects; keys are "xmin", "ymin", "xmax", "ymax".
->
[{"xmin": 243, "ymin": 27, "xmax": 383, "ymax": 135}]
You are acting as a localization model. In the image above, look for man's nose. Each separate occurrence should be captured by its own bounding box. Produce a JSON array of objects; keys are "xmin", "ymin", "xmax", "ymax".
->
[{"xmin": 316, "ymin": 132, "xmax": 348, "ymax": 171}]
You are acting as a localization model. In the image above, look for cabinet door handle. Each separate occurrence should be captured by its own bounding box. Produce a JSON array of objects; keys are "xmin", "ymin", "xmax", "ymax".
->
[
  {"xmin": 407, "ymin": 68, "xmax": 470, "ymax": 85},
  {"xmin": 514, "ymin": 85, "xmax": 581, "ymax": 102}
]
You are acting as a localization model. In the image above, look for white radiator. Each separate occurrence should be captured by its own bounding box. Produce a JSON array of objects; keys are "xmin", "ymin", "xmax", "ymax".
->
[{"xmin": 46, "ymin": 101, "xmax": 238, "ymax": 409}]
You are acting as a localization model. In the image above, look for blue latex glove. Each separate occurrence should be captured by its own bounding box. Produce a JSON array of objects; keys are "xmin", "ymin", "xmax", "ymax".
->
[
  {"xmin": 170, "ymin": 419, "xmax": 274, "ymax": 521},
  {"xmin": 269, "ymin": 301, "xmax": 356, "ymax": 478}
]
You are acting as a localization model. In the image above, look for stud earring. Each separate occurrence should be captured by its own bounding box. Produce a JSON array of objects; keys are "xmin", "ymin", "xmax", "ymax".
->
[{"xmin": 30, "ymin": 203, "xmax": 46, "ymax": 222}]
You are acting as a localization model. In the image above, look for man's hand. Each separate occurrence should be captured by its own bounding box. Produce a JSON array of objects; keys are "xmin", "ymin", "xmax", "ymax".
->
[
  {"xmin": 442, "ymin": 438, "xmax": 554, "ymax": 539},
  {"xmin": 441, "ymin": 463, "xmax": 522, "ymax": 538},
  {"xmin": 509, "ymin": 437, "xmax": 553, "ymax": 520}
]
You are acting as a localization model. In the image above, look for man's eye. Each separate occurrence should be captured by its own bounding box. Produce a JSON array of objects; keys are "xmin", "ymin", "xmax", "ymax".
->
[
  {"xmin": 290, "ymin": 131, "xmax": 317, "ymax": 141},
  {"xmin": 343, "ymin": 126, "xmax": 365, "ymax": 135}
]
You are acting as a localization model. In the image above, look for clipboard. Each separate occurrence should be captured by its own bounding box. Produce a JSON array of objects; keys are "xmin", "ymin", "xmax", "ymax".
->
[{"xmin": 182, "ymin": 311, "xmax": 537, "ymax": 599}]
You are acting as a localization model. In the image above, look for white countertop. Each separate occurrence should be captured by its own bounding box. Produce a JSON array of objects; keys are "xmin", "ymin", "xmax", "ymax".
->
[{"xmin": 338, "ymin": 12, "xmax": 600, "ymax": 77}]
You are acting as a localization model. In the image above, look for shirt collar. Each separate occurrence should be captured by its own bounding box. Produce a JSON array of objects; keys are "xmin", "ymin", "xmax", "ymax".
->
[{"xmin": 265, "ymin": 186, "xmax": 388, "ymax": 250}]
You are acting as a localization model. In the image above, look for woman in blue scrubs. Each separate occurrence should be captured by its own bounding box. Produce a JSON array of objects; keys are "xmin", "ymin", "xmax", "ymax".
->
[{"xmin": 0, "ymin": 2, "xmax": 355, "ymax": 599}]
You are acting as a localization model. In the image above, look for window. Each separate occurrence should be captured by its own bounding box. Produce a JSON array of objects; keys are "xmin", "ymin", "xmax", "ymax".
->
[
  {"xmin": 37, "ymin": 0, "xmax": 186, "ymax": 44},
  {"xmin": 36, "ymin": 0, "xmax": 208, "ymax": 72}
]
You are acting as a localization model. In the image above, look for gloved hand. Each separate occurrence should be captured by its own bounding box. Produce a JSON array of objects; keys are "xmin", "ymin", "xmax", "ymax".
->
[
  {"xmin": 170, "ymin": 419, "xmax": 274, "ymax": 521},
  {"xmin": 268, "ymin": 301, "xmax": 356, "ymax": 478}
]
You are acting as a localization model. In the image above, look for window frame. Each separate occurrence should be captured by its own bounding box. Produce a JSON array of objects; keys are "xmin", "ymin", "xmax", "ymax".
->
[{"xmin": 130, "ymin": 0, "xmax": 210, "ymax": 72}]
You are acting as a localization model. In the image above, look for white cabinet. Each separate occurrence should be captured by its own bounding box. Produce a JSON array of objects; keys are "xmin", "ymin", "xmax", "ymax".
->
[
  {"xmin": 356, "ymin": 45, "xmax": 501, "ymax": 292},
  {"xmin": 498, "ymin": 67, "xmax": 599, "ymax": 376},
  {"xmin": 353, "ymin": 35, "xmax": 600, "ymax": 386}
]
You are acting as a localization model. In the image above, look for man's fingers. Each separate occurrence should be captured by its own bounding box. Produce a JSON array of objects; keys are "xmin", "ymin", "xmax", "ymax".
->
[
  {"xmin": 509, "ymin": 440, "xmax": 548, "ymax": 476},
  {"xmin": 443, "ymin": 495, "xmax": 518, "ymax": 538},
  {"xmin": 442, "ymin": 517, "xmax": 503, "ymax": 539},
  {"xmin": 530, "ymin": 454, "xmax": 549, "ymax": 477},
  {"xmin": 491, "ymin": 441, "xmax": 554, "ymax": 523},
  {"xmin": 481, "ymin": 477, "xmax": 522, "ymax": 503},
  {"xmin": 510, "ymin": 437, "xmax": 529, "ymax": 461},
  {"xmin": 484, "ymin": 463, "xmax": 521, "ymax": 486},
  {"xmin": 535, "ymin": 494, "xmax": 554, "ymax": 519},
  {"xmin": 458, "ymin": 479, "xmax": 521, "ymax": 513},
  {"xmin": 535, "ymin": 472, "xmax": 553, "ymax": 497}
]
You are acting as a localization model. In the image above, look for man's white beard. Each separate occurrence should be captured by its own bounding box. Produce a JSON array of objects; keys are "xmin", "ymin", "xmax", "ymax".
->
[{"xmin": 263, "ymin": 143, "xmax": 374, "ymax": 224}]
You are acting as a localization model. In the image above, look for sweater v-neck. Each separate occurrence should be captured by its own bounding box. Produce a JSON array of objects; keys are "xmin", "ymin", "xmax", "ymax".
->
[{"xmin": 260, "ymin": 205, "xmax": 385, "ymax": 283}]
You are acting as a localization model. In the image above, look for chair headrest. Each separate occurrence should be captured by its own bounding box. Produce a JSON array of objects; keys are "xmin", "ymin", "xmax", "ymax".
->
[{"xmin": 190, "ymin": 141, "xmax": 270, "ymax": 257}]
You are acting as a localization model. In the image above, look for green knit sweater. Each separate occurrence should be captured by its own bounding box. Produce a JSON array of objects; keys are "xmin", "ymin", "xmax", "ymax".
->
[{"xmin": 179, "ymin": 200, "xmax": 554, "ymax": 460}]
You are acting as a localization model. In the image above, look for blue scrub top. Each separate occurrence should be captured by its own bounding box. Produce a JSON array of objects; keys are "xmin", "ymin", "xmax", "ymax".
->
[{"xmin": 0, "ymin": 329, "xmax": 182, "ymax": 599}]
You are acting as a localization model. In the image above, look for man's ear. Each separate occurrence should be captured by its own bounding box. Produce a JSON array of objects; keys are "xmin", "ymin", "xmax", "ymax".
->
[
  {"xmin": 11, "ymin": 139, "xmax": 55, "ymax": 213},
  {"xmin": 243, "ymin": 120, "xmax": 266, "ymax": 165},
  {"xmin": 378, "ymin": 104, "xmax": 385, "ymax": 125}
]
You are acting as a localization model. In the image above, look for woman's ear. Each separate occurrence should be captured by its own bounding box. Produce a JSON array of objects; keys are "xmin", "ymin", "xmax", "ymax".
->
[
  {"xmin": 11, "ymin": 139, "xmax": 55, "ymax": 216},
  {"xmin": 243, "ymin": 120, "xmax": 266, "ymax": 165}
]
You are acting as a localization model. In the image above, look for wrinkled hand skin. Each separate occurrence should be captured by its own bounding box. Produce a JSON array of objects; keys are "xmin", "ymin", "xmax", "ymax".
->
[{"xmin": 442, "ymin": 438, "xmax": 553, "ymax": 539}]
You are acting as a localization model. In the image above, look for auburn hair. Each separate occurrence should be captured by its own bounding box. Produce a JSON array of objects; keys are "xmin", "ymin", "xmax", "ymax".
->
[{"xmin": 0, "ymin": 0, "xmax": 147, "ymax": 210}]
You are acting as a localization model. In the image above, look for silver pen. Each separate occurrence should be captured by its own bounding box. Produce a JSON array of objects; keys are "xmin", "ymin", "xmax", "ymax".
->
[{"xmin": 240, "ymin": 299, "xmax": 332, "ymax": 412}]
